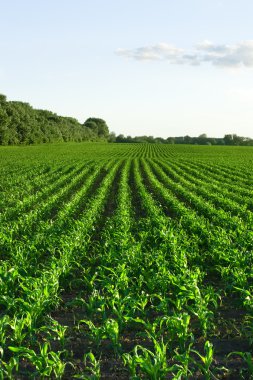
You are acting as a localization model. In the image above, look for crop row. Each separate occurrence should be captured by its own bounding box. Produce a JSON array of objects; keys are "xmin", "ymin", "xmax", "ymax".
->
[{"xmin": 0, "ymin": 143, "xmax": 253, "ymax": 378}]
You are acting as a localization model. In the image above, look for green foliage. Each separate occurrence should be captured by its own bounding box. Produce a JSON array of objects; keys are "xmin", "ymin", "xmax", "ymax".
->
[
  {"xmin": 83, "ymin": 117, "xmax": 109, "ymax": 140},
  {"xmin": 114, "ymin": 132, "xmax": 253, "ymax": 145},
  {"xmin": 191, "ymin": 341, "xmax": 216, "ymax": 379},
  {"xmin": 0, "ymin": 94, "xmax": 110, "ymax": 145},
  {"xmin": 0, "ymin": 143, "xmax": 253, "ymax": 378}
]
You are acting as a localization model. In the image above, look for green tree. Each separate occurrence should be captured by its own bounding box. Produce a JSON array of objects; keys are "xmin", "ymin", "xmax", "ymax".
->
[
  {"xmin": 108, "ymin": 131, "xmax": 116, "ymax": 142},
  {"xmin": 84, "ymin": 118, "xmax": 109, "ymax": 140},
  {"xmin": 0, "ymin": 108, "xmax": 9, "ymax": 144},
  {"xmin": 0, "ymin": 94, "xmax": 111, "ymax": 145},
  {"xmin": 224, "ymin": 134, "xmax": 234, "ymax": 145},
  {"xmin": 0, "ymin": 94, "xmax": 7, "ymax": 104}
]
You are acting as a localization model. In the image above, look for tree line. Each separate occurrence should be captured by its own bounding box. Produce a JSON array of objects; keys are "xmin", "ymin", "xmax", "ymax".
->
[
  {"xmin": 1, "ymin": 93, "xmax": 252, "ymax": 146},
  {"xmin": 0, "ymin": 94, "xmax": 109, "ymax": 145},
  {"xmin": 110, "ymin": 132, "xmax": 253, "ymax": 146}
]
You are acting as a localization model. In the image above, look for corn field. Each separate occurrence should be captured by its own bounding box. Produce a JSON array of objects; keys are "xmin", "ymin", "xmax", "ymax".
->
[{"xmin": 1, "ymin": 143, "xmax": 253, "ymax": 379}]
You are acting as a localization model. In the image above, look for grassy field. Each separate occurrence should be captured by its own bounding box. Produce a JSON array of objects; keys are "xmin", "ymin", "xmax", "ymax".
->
[{"xmin": 1, "ymin": 142, "xmax": 253, "ymax": 379}]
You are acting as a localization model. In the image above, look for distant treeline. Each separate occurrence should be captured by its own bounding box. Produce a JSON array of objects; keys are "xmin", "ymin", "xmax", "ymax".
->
[
  {"xmin": 0, "ymin": 94, "xmax": 109, "ymax": 145},
  {"xmin": 110, "ymin": 133, "xmax": 253, "ymax": 146},
  {"xmin": 1, "ymin": 94, "xmax": 253, "ymax": 146}
]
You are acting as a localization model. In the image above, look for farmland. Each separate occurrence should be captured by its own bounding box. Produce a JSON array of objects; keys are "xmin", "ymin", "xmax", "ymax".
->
[{"xmin": 0, "ymin": 142, "xmax": 253, "ymax": 379}]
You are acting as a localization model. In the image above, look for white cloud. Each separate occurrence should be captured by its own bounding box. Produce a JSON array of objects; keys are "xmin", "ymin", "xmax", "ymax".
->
[
  {"xmin": 116, "ymin": 43, "xmax": 183, "ymax": 62},
  {"xmin": 116, "ymin": 40, "xmax": 253, "ymax": 68}
]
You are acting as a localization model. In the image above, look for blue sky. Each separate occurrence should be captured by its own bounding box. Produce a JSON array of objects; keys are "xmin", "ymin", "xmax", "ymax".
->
[{"xmin": 1, "ymin": 0, "xmax": 253, "ymax": 138}]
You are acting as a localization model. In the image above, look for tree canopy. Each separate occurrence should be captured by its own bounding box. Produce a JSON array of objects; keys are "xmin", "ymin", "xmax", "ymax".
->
[
  {"xmin": 112, "ymin": 133, "xmax": 253, "ymax": 146},
  {"xmin": 0, "ymin": 94, "xmax": 110, "ymax": 145},
  {"xmin": 83, "ymin": 118, "xmax": 109, "ymax": 140}
]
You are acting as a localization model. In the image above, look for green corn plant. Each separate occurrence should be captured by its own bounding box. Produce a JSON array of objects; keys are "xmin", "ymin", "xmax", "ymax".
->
[
  {"xmin": 8, "ymin": 315, "xmax": 32, "ymax": 345},
  {"xmin": 172, "ymin": 344, "xmax": 194, "ymax": 379},
  {"xmin": 9, "ymin": 342, "xmax": 66, "ymax": 378},
  {"xmin": 73, "ymin": 352, "xmax": 101, "ymax": 379},
  {"xmin": 84, "ymin": 352, "xmax": 101, "ymax": 379},
  {"xmin": 191, "ymin": 341, "xmax": 217, "ymax": 380},
  {"xmin": 40, "ymin": 318, "xmax": 68, "ymax": 350},
  {"xmin": 18, "ymin": 272, "xmax": 60, "ymax": 324},
  {"xmin": 78, "ymin": 320, "xmax": 106, "ymax": 348},
  {"xmin": 47, "ymin": 350, "xmax": 67, "ymax": 379},
  {"xmin": 122, "ymin": 352, "xmax": 139, "ymax": 379},
  {"xmin": 0, "ymin": 356, "xmax": 19, "ymax": 380},
  {"xmin": 104, "ymin": 318, "xmax": 121, "ymax": 355},
  {"xmin": 161, "ymin": 313, "xmax": 192, "ymax": 351},
  {"xmin": 175, "ymin": 280, "xmax": 214, "ymax": 337},
  {"xmin": 135, "ymin": 291, "xmax": 149, "ymax": 314},
  {"xmin": 0, "ymin": 315, "xmax": 10, "ymax": 349},
  {"xmin": 123, "ymin": 337, "xmax": 169, "ymax": 380},
  {"xmin": 108, "ymin": 295, "xmax": 130, "ymax": 329},
  {"xmin": 78, "ymin": 289, "xmax": 106, "ymax": 317},
  {"xmin": 234, "ymin": 286, "xmax": 253, "ymax": 311}
]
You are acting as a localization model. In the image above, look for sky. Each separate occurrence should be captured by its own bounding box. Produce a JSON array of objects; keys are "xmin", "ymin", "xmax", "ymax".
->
[{"xmin": 1, "ymin": 0, "xmax": 253, "ymax": 138}]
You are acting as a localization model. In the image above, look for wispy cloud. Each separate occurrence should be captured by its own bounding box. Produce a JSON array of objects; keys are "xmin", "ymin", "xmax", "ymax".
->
[{"xmin": 116, "ymin": 40, "xmax": 253, "ymax": 68}]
